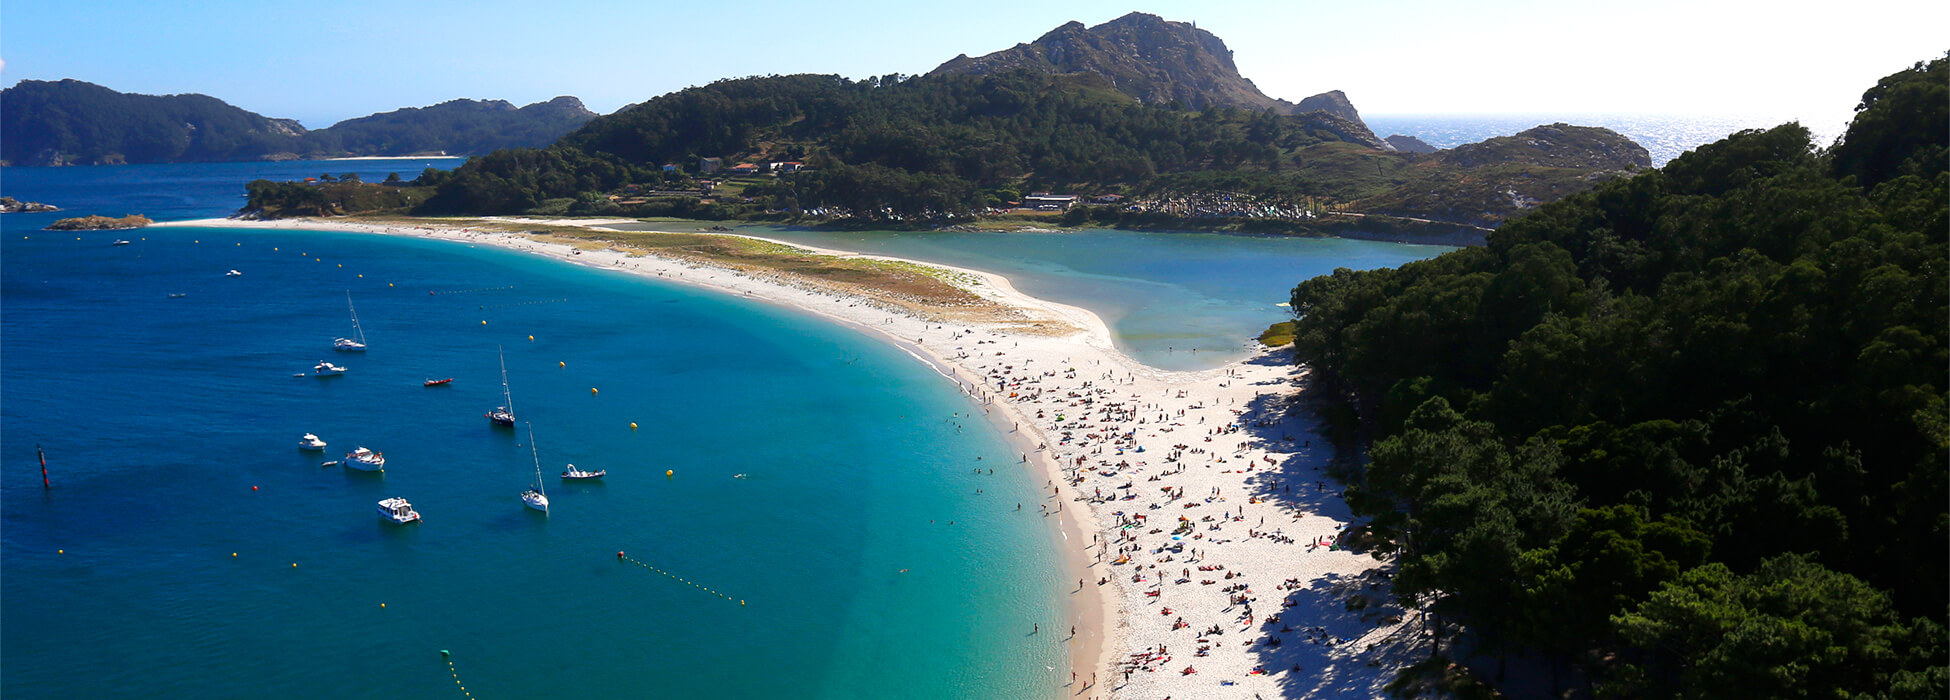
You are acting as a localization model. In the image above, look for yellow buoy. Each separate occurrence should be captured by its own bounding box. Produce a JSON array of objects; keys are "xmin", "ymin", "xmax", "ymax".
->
[
  {"xmin": 389, "ymin": 283, "xmax": 394, "ymax": 287},
  {"xmin": 380, "ymin": 603, "xmax": 386, "ymax": 608},
  {"xmin": 292, "ymin": 563, "xmax": 298, "ymax": 568},
  {"xmin": 232, "ymin": 553, "xmax": 237, "ymax": 557},
  {"xmin": 58, "ymin": 549, "xmax": 64, "ymax": 554},
  {"xmin": 528, "ymin": 335, "xmax": 535, "ymax": 342},
  {"xmin": 358, "ymin": 274, "xmax": 363, "ymax": 278},
  {"xmin": 482, "ymin": 320, "xmax": 487, "ymax": 325},
  {"xmin": 559, "ymin": 361, "xmax": 565, "ymax": 368},
  {"xmin": 666, "ymin": 469, "xmax": 674, "ymax": 478},
  {"xmin": 630, "ymin": 422, "xmax": 638, "ymax": 431},
  {"xmin": 590, "ymin": 387, "xmax": 597, "ymax": 394}
]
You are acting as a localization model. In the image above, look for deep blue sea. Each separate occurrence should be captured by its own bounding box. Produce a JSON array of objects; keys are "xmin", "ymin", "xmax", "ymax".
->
[{"xmin": 3, "ymin": 160, "xmax": 1066, "ymax": 698}]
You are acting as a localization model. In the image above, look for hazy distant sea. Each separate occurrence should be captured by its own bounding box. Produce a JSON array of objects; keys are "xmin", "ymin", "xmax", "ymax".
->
[{"xmin": 1365, "ymin": 113, "xmax": 1848, "ymax": 167}]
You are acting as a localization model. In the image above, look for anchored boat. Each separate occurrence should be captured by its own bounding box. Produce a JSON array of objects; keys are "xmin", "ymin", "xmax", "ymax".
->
[{"xmin": 377, "ymin": 497, "xmax": 421, "ymax": 524}]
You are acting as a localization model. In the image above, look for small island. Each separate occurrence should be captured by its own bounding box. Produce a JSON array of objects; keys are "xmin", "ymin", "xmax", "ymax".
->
[
  {"xmin": 44, "ymin": 214, "xmax": 153, "ymax": 230},
  {"xmin": 0, "ymin": 196, "xmax": 60, "ymax": 213}
]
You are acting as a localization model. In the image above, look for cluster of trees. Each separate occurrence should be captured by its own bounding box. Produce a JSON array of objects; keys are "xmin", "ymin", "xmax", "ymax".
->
[
  {"xmin": 1288, "ymin": 57, "xmax": 1946, "ymax": 696},
  {"xmin": 242, "ymin": 177, "xmax": 430, "ymax": 218}
]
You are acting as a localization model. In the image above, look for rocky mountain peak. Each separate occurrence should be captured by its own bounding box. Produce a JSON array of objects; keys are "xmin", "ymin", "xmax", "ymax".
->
[{"xmin": 930, "ymin": 13, "xmax": 1389, "ymax": 149}]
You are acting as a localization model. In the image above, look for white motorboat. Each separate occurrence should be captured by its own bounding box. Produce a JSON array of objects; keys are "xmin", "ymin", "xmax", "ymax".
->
[
  {"xmin": 521, "ymin": 423, "xmax": 549, "ymax": 513},
  {"xmin": 112, "ymin": 239, "xmax": 131, "ymax": 246},
  {"xmin": 226, "ymin": 270, "xmax": 242, "ymax": 277},
  {"xmin": 344, "ymin": 446, "xmax": 385, "ymax": 471},
  {"xmin": 299, "ymin": 433, "xmax": 328, "ymax": 451},
  {"xmin": 314, "ymin": 361, "xmax": 347, "ymax": 376},
  {"xmin": 333, "ymin": 291, "xmax": 368, "ymax": 351},
  {"xmin": 377, "ymin": 497, "xmax": 421, "ymax": 524},
  {"xmin": 561, "ymin": 463, "xmax": 606, "ymax": 480},
  {"xmin": 487, "ymin": 346, "xmax": 515, "ymax": 426}
]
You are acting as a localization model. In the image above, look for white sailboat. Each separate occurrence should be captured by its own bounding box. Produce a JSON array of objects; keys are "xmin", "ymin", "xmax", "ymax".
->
[
  {"xmin": 521, "ymin": 422, "xmax": 549, "ymax": 512},
  {"xmin": 486, "ymin": 346, "xmax": 515, "ymax": 427},
  {"xmin": 334, "ymin": 291, "xmax": 368, "ymax": 351}
]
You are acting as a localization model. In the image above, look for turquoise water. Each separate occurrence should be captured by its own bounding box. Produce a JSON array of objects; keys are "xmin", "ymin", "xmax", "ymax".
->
[
  {"xmin": 1, "ymin": 165, "xmax": 1066, "ymax": 697},
  {"xmin": 709, "ymin": 226, "xmax": 1449, "ymax": 371}
]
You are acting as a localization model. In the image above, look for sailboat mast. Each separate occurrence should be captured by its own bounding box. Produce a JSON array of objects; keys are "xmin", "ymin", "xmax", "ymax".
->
[
  {"xmin": 499, "ymin": 346, "xmax": 515, "ymax": 416},
  {"xmin": 526, "ymin": 422, "xmax": 545, "ymax": 498},
  {"xmin": 346, "ymin": 291, "xmax": 365, "ymax": 343}
]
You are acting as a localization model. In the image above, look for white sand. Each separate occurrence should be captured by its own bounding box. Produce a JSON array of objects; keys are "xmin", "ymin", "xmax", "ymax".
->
[{"xmin": 160, "ymin": 216, "xmax": 1430, "ymax": 698}]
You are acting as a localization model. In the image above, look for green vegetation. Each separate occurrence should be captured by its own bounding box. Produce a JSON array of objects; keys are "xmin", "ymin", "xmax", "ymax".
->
[
  {"xmin": 401, "ymin": 69, "xmax": 1642, "ymax": 226},
  {"xmin": 242, "ymin": 178, "xmax": 433, "ymax": 218},
  {"xmin": 1257, "ymin": 320, "xmax": 1296, "ymax": 347},
  {"xmin": 1285, "ymin": 56, "xmax": 1947, "ymax": 696},
  {"xmin": 0, "ymin": 80, "xmax": 595, "ymax": 165}
]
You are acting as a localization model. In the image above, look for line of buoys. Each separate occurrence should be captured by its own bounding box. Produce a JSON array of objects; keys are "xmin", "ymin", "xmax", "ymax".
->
[
  {"xmin": 477, "ymin": 298, "xmax": 568, "ymax": 310},
  {"xmin": 440, "ymin": 650, "xmax": 475, "ymax": 698},
  {"xmin": 617, "ymin": 552, "xmax": 744, "ymax": 606},
  {"xmin": 429, "ymin": 285, "xmax": 517, "ymax": 296}
]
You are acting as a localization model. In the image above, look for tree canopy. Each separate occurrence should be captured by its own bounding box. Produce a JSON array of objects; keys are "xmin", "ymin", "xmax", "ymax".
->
[{"xmin": 1288, "ymin": 55, "xmax": 1947, "ymax": 697}]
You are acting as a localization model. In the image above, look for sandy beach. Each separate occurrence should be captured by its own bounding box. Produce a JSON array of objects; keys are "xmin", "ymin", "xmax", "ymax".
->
[{"xmin": 160, "ymin": 216, "xmax": 1429, "ymax": 698}]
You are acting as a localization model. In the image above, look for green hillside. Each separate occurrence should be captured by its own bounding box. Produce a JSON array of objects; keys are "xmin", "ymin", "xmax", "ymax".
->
[{"xmin": 1287, "ymin": 56, "xmax": 1947, "ymax": 698}]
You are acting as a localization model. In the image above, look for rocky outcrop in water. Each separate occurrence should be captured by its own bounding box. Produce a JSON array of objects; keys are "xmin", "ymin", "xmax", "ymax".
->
[{"xmin": 45, "ymin": 214, "xmax": 152, "ymax": 230}]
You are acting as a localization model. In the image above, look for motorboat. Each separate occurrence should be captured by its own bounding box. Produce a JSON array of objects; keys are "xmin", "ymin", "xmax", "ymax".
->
[
  {"xmin": 226, "ymin": 270, "xmax": 242, "ymax": 277},
  {"xmin": 299, "ymin": 433, "xmax": 328, "ymax": 451},
  {"xmin": 377, "ymin": 497, "xmax": 421, "ymax": 524},
  {"xmin": 112, "ymin": 239, "xmax": 131, "ymax": 246},
  {"xmin": 344, "ymin": 447, "xmax": 385, "ymax": 471},
  {"xmin": 424, "ymin": 378, "xmax": 453, "ymax": 387},
  {"xmin": 314, "ymin": 361, "xmax": 347, "ymax": 376},
  {"xmin": 561, "ymin": 463, "xmax": 606, "ymax": 480},
  {"xmin": 333, "ymin": 291, "xmax": 368, "ymax": 351}
]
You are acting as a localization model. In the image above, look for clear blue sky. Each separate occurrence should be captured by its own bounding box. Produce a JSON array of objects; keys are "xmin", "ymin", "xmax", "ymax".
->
[{"xmin": 4, "ymin": 0, "xmax": 1943, "ymax": 130}]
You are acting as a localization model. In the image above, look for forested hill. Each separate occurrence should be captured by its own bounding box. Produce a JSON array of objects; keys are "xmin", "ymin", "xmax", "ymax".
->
[
  {"xmin": 305, "ymin": 97, "xmax": 596, "ymax": 159},
  {"xmin": 1, "ymin": 79, "xmax": 307, "ymax": 165},
  {"xmin": 0, "ymin": 79, "xmax": 596, "ymax": 165},
  {"xmin": 1286, "ymin": 55, "xmax": 1946, "ymax": 697},
  {"xmin": 409, "ymin": 68, "xmax": 1644, "ymax": 225}
]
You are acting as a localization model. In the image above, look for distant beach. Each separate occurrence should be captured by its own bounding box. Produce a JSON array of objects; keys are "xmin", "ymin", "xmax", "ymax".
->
[{"xmin": 164, "ymin": 215, "xmax": 1429, "ymax": 698}]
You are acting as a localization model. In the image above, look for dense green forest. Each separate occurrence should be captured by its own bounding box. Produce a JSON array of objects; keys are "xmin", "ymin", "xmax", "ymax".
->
[
  {"xmin": 409, "ymin": 69, "xmax": 1644, "ymax": 223},
  {"xmin": 1286, "ymin": 57, "xmax": 1946, "ymax": 697},
  {"xmin": 0, "ymin": 80, "xmax": 594, "ymax": 165}
]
